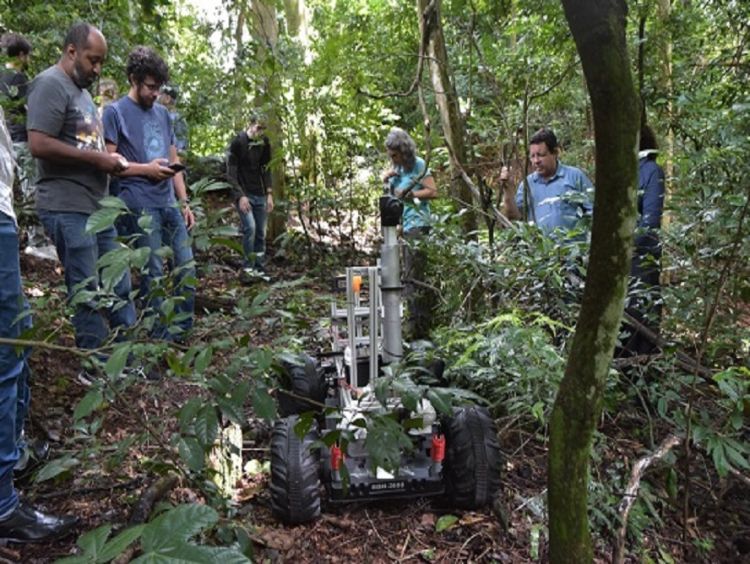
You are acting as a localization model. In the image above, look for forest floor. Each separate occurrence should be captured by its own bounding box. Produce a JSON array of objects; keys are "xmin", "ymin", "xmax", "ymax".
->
[{"xmin": 7, "ymin": 218, "xmax": 750, "ymax": 563}]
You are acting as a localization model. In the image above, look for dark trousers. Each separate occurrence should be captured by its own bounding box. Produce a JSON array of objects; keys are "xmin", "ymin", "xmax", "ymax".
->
[
  {"xmin": 402, "ymin": 227, "xmax": 431, "ymax": 341},
  {"xmin": 623, "ymin": 246, "xmax": 662, "ymax": 355}
]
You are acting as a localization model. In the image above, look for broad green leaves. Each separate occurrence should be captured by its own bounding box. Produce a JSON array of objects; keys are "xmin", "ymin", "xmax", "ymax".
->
[
  {"xmin": 56, "ymin": 524, "xmax": 145, "ymax": 564},
  {"xmin": 35, "ymin": 455, "xmax": 80, "ymax": 484},
  {"xmin": 363, "ymin": 413, "xmax": 413, "ymax": 473},
  {"xmin": 56, "ymin": 505, "xmax": 250, "ymax": 564}
]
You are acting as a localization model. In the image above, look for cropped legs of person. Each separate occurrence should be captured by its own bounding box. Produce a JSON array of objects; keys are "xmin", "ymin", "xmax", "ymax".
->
[
  {"xmin": 0, "ymin": 211, "xmax": 77, "ymax": 542},
  {"xmin": 237, "ymin": 194, "xmax": 267, "ymax": 271},
  {"xmin": 38, "ymin": 212, "xmax": 135, "ymax": 350},
  {"xmin": 120, "ymin": 206, "xmax": 195, "ymax": 340}
]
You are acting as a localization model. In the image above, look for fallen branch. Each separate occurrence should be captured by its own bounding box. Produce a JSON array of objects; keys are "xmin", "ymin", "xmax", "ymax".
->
[
  {"xmin": 621, "ymin": 311, "xmax": 714, "ymax": 379},
  {"xmin": 128, "ymin": 474, "xmax": 180, "ymax": 526},
  {"xmin": 32, "ymin": 477, "xmax": 144, "ymax": 500},
  {"xmin": 613, "ymin": 434, "xmax": 682, "ymax": 564},
  {"xmin": 729, "ymin": 466, "xmax": 750, "ymax": 488},
  {"xmin": 365, "ymin": 509, "xmax": 387, "ymax": 545},
  {"xmin": 113, "ymin": 474, "xmax": 179, "ymax": 564}
]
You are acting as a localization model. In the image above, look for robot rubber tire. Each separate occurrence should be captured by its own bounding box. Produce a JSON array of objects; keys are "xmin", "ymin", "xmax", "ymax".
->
[
  {"xmin": 277, "ymin": 354, "xmax": 328, "ymax": 417},
  {"xmin": 270, "ymin": 415, "xmax": 322, "ymax": 524},
  {"xmin": 444, "ymin": 406, "xmax": 502, "ymax": 508}
]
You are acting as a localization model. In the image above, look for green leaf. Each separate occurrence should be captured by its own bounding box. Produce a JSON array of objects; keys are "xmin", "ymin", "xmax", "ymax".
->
[
  {"xmin": 531, "ymin": 401, "xmax": 545, "ymax": 423},
  {"xmin": 178, "ymin": 437, "xmax": 205, "ymax": 472},
  {"xmin": 666, "ymin": 468, "xmax": 678, "ymax": 501},
  {"xmin": 711, "ymin": 443, "xmax": 729, "ymax": 477},
  {"xmin": 217, "ymin": 397, "xmax": 246, "ymax": 427},
  {"xmin": 209, "ymin": 237, "xmax": 244, "ymax": 254},
  {"xmin": 364, "ymin": 413, "xmax": 412, "ymax": 472},
  {"xmin": 293, "ymin": 413, "xmax": 315, "ymax": 438},
  {"xmin": 251, "ymin": 290, "xmax": 270, "ymax": 308},
  {"xmin": 98, "ymin": 196, "xmax": 130, "ymax": 210},
  {"xmin": 400, "ymin": 391, "xmax": 418, "ymax": 412},
  {"xmin": 97, "ymin": 524, "xmax": 145, "ymax": 562},
  {"xmin": 435, "ymin": 514, "xmax": 458, "ymax": 532},
  {"xmin": 99, "ymin": 248, "xmax": 132, "ymax": 292},
  {"xmin": 105, "ymin": 344, "xmax": 131, "ymax": 379},
  {"xmin": 73, "ymin": 389, "xmax": 104, "ymax": 422},
  {"xmin": 54, "ymin": 555, "xmax": 90, "ymax": 564},
  {"xmin": 77, "ymin": 523, "xmax": 112, "ymax": 558},
  {"xmin": 85, "ymin": 208, "xmax": 122, "ymax": 234},
  {"xmin": 194, "ymin": 347, "xmax": 213, "ymax": 374},
  {"xmin": 420, "ymin": 548, "xmax": 436, "ymax": 561},
  {"xmin": 131, "ymin": 246, "xmax": 152, "ymax": 270},
  {"xmin": 133, "ymin": 542, "xmax": 250, "ymax": 563},
  {"xmin": 426, "ymin": 389, "xmax": 452, "ymax": 416},
  {"xmin": 252, "ymin": 386, "xmax": 277, "ymax": 421},
  {"xmin": 724, "ymin": 443, "xmax": 750, "ymax": 470},
  {"xmin": 374, "ymin": 377, "xmax": 390, "ymax": 406},
  {"xmin": 195, "ymin": 405, "xmax": 219, "ymax": 447},
  {"xmin": 141, "ymin": 504, "xmax": 218, "ymax": 551},
  {"xmin": 34, "ymin": 455, "xmax": 80, "ymax": 483},
  {"xmin": 178, "ymin": 398, "xmax": 202, "ymax": 432}
]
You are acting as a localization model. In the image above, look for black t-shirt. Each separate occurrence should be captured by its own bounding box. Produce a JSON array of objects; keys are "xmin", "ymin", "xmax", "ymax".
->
[
  {"xmin": 0, "ymin": 68, "xmax": 29, "ymax": 142},
  {"xmin": 227, "ymin": 131, "xmax": 272, "ymax": 197}
]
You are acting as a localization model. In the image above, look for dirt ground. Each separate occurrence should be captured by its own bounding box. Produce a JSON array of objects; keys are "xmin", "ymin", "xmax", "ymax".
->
[{"xmin": 8, "ymin": 242, "xmax": 750, "ymax": 563}]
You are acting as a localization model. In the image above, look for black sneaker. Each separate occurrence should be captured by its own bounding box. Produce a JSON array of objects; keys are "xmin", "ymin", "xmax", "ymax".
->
[
  {"xmin": 0, "ymin": 503, "xmax": 78, "ymax": 544},
  {"xmin": 76, "ymin": 370, "xmax": 98, "ymax": 387},
  {"xmin": 239, "ymin": 268, "xmax": 257, "ymax": 285},
  {"xmin": 123, "ymin": 365, "xmax": 162, "ymax": 381}
]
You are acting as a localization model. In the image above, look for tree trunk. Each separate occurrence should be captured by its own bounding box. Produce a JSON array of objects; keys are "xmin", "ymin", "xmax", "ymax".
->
[
  {"xmin": 417, "ymin": 0, "xmax": 478, "ymax": 235},
  {"xmin": 549, "ymin": 1, "xmax": 639, "ymax": 562},
  {"xmin": 656, "ymin": 0, "xmax": 674, "ymax": 203},
  {"xmin": 283, "ymin": 0, "xmax": 316, "ymax": 249},
  {"xmin": 283, "ymin": 0, "xmax": 311, "ymax": 47},
  {"xmin": 249, "ymin": 0, "xmax": 288, "ymax": 241}
]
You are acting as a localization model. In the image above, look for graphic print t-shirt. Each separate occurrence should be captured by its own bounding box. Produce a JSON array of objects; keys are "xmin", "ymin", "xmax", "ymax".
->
[
  {"xmin": 103, "ymin": 96, "xmax": 176, "ymax": 209},
  {"xmin": 27, "ymin": 65, "xmax": 109, "ymax": 213}
]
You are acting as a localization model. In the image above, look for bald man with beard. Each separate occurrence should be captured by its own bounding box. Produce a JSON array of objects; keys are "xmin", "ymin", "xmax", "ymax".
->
[{"xmin": 27, "ymin": 23, "xmax": 135, "ymax": 366}]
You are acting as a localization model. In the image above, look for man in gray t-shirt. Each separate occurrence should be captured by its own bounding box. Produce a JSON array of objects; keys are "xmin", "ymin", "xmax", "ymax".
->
[{"xmin": 27, "ymin": 22, "xmax": 135, "ymax": 353}]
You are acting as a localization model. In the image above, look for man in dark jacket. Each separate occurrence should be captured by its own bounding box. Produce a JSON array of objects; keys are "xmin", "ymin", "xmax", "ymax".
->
[
  {"xmin": 227, "ymin": 115, "xmax": 273, "ymax": 277},
  {"xmin": 0, "ymin": 33, "xmax": 31, "ymax": 144}
]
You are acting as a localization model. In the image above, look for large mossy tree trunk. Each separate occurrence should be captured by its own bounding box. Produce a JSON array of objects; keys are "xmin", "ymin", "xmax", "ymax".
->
[
  {"xmin": 249, "ymin": 0, "xmax": 288, "ymax": 241},
  {"xmin": 417, "ymin": 0, "xmax": 478, "ymax": 235},
  {"xmin": 548, "ymin": 1, "xmax": 639, "ymax": 562}
]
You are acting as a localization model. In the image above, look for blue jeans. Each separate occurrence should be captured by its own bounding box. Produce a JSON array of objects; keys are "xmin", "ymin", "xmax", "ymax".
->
[
  {"xmin": 38, "ymin": 211, "xmax": 135, "ymax": 350},
  {"xmin": 237, "ymin": 195, "xmax": 267, "ymax": 268},
  {"xmin": 119, "ymin": 205, "xmax": 195, "ymax": 340},
  {"xmin": 0, "ymin": 212, "xmax": 31, "ymax": 516}
]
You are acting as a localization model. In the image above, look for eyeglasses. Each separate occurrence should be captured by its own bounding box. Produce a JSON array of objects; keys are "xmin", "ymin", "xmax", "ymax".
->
[
  {"xmin": 529, "ymin": 150, "xmax": 551, "ymax": 159},
  {"xmin": 142, "ymin": 82, "xmax": 162, "ymax": 92}
]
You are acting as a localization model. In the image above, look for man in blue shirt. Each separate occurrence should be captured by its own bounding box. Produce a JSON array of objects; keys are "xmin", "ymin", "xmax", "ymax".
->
[
  {"xmin": 103, "ymin": 47, "xmax": 195, "ymax": 342},
  {"xmin": 502, "ymin": 128, "xmax": 593, "ymax": 236},
  {"xmin": 623, "ymin": 123, "xmax": 665, "ymax": 355}
]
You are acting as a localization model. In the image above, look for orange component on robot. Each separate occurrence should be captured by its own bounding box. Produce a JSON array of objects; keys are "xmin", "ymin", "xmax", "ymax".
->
[
  {"xmin": 331, "ymin": 444, "xmax": 343, "ymax": 470},
  {"xmin": 431, "ymin": 434, "xmax": 446, "ymax": 462},
  {"xmin": 352, "ymin": 275, "xmax": 362, "ymax": 294}
]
